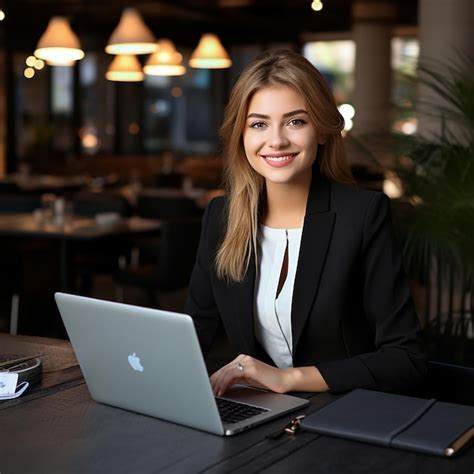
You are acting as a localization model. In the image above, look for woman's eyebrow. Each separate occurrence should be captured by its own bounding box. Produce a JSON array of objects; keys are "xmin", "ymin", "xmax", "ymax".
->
[
  {"xmin": 246, "ymin": 109, "xmax": 308, "ymax": 119},
  {"xmin": 283, "ymin": 109, "xmax": 308, "ymax": 118}
]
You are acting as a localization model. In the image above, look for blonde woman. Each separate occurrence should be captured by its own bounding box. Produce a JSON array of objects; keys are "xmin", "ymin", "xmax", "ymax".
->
[{"xmin": 185, "ymin": 50, "xmax": 426, "ymax": 396}]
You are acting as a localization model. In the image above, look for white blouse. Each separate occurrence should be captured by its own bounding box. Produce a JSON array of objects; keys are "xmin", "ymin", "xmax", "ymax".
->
[{"xmin": 254, "ymin": 225, "xmax": 303, "ymax": 368}]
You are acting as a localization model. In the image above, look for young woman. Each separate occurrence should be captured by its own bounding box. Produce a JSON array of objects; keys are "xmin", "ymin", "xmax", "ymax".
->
[{"xmin": 185, "ymin": 50, "xmax": 426, "ymax": 396}]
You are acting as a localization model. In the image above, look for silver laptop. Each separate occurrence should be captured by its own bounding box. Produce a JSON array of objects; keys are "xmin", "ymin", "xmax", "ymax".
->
[{"xmin": 55, "ymin": 292, "xmax": 308, "ymax": 436}]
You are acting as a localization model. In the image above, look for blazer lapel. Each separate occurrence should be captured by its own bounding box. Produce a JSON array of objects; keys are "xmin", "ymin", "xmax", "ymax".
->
[{"xmin": 292, "ymin": 173, "xmax": 335, "ymax": 353}]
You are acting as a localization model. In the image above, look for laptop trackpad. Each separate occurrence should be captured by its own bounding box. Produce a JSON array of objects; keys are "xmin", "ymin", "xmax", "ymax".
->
[{"xmin": 223, "ymin": 384, "xmax": 307, "ymax": 410}]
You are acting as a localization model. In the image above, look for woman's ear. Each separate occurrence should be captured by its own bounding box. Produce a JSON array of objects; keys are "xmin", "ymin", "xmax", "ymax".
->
[{"xmin": 318, "ymin": 134, "xmax": 327, "ymax": 145}]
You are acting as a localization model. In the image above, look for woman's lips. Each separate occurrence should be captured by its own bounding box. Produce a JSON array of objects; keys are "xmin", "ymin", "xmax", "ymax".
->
[{"xmin": 260, "ymin": 153, "xmax": 298, "ymax": 168}]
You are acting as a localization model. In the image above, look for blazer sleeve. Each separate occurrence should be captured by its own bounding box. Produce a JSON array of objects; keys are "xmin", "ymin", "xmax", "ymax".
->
[
  {"xmin": 184, "ymin": 198, "xmax": 221, "ymax": 356},
  {"xmin": 317, "ymin": 193, "xmax": 427, "ymax": 393}
]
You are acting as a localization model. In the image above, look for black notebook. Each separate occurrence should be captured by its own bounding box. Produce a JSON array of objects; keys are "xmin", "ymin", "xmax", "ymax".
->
[{"xmin": 300, "ymin": 389, "xmax": 474, "ymax": 457}]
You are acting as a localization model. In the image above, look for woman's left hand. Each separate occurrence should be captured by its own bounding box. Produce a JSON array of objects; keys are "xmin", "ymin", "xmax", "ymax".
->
[{"xmin": 210, "ymin": 354, "xmax": 291, "ymax": 396}]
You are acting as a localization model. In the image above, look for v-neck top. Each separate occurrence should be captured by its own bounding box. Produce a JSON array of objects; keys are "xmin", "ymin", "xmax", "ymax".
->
[{"xmin": 254, "ymin": 225, "xmax": 303, "ymax": 368}]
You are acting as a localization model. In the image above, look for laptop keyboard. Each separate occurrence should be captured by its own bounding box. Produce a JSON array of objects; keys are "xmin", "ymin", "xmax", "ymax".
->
[{"xmin": 216, "ymin": 397, "xmax": 269, "ymax": 424}]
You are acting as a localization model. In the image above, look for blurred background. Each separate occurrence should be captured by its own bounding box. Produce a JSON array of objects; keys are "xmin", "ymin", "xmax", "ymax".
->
[{"xmin": 0, "ymin": 0, "xmax": 472, "ymax": 367}]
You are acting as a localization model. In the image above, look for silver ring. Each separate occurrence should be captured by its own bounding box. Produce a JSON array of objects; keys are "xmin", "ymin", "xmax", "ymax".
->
[{"xmin": 237, "ymin": 362, "xmax": 244, "ymax": 372}]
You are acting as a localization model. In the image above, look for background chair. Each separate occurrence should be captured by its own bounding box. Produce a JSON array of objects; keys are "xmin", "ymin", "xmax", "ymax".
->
[
  {"xmin": 0, "ymin": 193, "xmax": 40, "ymax": 213},
  {"xmin": 136, "ymin": 194, "xmax": 200, "ymax": 220},
  {"xmin": 151, "ymin": 172, "xmax": 184, "ymax": 188},
  {"xmin": 71, "ymin": 191, "xmax": 131, "ymax": 217},
  {"xmin": 70, "ymin": 191, "xmax": 132, "ymax": 294},
  {"xmin": 115, "ymin": 217, "xmax": 201, "ymax": 309},
  {"xmin": 132, "ymin": 194, "xmax": 202, "ymax": 263}
]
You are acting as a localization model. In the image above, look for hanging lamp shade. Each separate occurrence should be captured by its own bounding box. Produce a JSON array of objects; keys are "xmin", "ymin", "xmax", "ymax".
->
[
  {"xmin": 105, "ymin": 54, "xmax": 144, "ymax": 82},
  {"xmin": 34, "ymin": 16, "xmax": 85, "ymax": 65},
  {"xmin": 189, "ymin": 33, "xmax": 232, "ymax": 69},
  {"xmin": 106, "ymin": 8, "xmax": 157, "ymax": 55},
  {"xmin": 144, "ymin": 39, "xmax": 186, "ymax": 76}
]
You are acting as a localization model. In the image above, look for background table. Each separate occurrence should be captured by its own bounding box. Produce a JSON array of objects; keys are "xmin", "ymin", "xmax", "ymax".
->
[
  {"xmin": 0, "ymin": 334, "xmax": 472, "ymax": 474},
  {"xmin": 0, "ymin": 213, "xmax": 161, "ymax": 291}
]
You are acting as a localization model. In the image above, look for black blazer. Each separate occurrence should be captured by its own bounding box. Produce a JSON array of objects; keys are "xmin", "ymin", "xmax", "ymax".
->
[{"xmin": 185, "ymin": 173, "xmax": 427, "ymax": 394}]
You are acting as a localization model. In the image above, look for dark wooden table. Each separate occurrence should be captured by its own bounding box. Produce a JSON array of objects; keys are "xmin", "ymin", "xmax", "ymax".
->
[
  {"xmin": 0, "ymin": 334, "xmax": 472, "ymax": 474},
  {"xmin": 0, "ymin": 334, "xmax": 82, "ymax": 411},
  {"xmin": 0, "ymin": 213, "xmax": 161, "ymax": 291}
]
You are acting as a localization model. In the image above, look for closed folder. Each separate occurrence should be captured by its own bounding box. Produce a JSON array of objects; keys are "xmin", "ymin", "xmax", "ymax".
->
[{"xmin": 300, "ymin": 389, "xmax": 474, "ymax": 457}]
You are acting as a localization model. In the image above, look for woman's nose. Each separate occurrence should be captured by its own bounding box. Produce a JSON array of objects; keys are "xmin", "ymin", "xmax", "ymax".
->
[{"xmin": 269, "ymin": 127, "xmax": 290, "ymax": 148}]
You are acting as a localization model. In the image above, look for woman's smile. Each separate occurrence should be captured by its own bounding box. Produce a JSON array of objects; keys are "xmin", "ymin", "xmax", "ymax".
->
[{"xmin": 260, "ymin": 152, "xmax": 299, "ymax": 167}]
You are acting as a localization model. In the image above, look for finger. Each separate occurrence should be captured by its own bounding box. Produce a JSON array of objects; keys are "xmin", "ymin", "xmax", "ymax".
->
[
  {"xmin": 216, "ymin": 360, "xmax": 249, "ymax": 396},
  {"xmin": 210, "ymin": 368, "xmax": 225, "ymax": 395},
  {"xmin": 210, "ymin": 355, "xmax": 256, "ymax": 396},
  {"xmin": 216, "ymin": 367, "xmax": 243, "ymax": 396},
  {"xmin": 210, "ymin": 355, "xmax": 246, "ymax": 394},
  {"xmin": 210, "ymin": 362, "xmax": 238, "ymax": 395}
]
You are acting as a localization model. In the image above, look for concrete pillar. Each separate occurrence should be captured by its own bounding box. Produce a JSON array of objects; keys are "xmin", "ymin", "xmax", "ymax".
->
[
  {"xmin": 352, "ymin": 0, "xmax": 396, "ymax": 136},
  {"xmin": 417, "ymin": 0, "xmax": 474, "ymax": 140}
]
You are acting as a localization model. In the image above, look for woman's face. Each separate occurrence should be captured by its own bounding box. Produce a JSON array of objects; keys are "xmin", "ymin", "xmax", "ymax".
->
[{"xmin": 242, "ymin": 85, "xmax": 321, "ymax": 187}]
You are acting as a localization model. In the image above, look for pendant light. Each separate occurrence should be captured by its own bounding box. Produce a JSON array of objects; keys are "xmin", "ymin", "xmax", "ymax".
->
[
  {"xmin": 189, "ymin": 33, "xmax": 232, "ymax": 69},
  {"xmin": 144, "ymin": 39, "xmax": 186, "ymax": 76},
  {"xmin": 106, "ymin": 54, "xmax": 144, "ymax": 82},
  {"xmin": 34, "ymin": 16, "xmax": 85, "ymax": 66},
  {"xmin": 106, "ymin": 8, "xmax": 157, "ymax": 55}
]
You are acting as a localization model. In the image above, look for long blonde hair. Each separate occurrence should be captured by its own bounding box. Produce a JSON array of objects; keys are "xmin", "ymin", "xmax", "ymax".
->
[{"xmin": 216, "ymin": 49, "xmax": 353, "ymax": 283}]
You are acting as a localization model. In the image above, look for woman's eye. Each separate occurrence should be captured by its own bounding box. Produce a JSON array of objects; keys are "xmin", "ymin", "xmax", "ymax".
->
[
  {"xmin": 288, "ymin": 118, "xmax": 306, "ymax": 127},
  {"xmin": 250, "ymin": 121, "xmax": 266, "ymax": 129}
]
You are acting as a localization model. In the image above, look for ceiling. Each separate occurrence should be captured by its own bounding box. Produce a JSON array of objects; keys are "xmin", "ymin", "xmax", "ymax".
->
[{"xmin": 1, "ymin": 0, "xmax": 418, "ymax": 51}]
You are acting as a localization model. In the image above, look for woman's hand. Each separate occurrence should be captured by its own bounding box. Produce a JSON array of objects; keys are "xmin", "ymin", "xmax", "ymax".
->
[
  {"xmin": 210, "ymin": 354, "xmax": 292, "ymax": 396},
  {"xmin": 210, "ymin": 355, "xmax": 330, "ymax": 396}
]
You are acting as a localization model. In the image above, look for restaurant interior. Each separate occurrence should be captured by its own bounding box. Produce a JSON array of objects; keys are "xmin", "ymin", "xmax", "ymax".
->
[{"xmin": 0, "ymin": 0, "xmax": 472, "ymax": 369}]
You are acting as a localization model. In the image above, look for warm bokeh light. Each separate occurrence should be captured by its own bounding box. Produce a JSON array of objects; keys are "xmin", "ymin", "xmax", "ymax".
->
[
  {"xmin": 339, "ymin": 103, "xmax": 355, "ymax": 119},
  {"xmin": 343, "ymin": 117, "xmax": 353, "ymax": 131},
  {"xmin": 0, "ymin": 9, "xmax": 5, "ymax": 21},
  {"xmin": 34, "ymin": 58, "xmax": 45, "ymax": 70},
  {"xmin": 81, "ymin": 133, "xmax": 99, "ymax": 149},
  {"xmin": 401, "ymin": 122, "xmax": 417, "ymax": 135},
  {"xmin": 393, "ymin": 118, "xmax": 418, "ymax": 135},
  {"xmin": 128, "ymin": 123, "xmax": 140, "ymax": 135},
  {"xmin": 338, "ymin": 103, "xmax": 355, "ymax": 132},
  {"xmin": 311, "ymin": 1, "xmax": 323, "ymax": 12},
  {"xmin": 171, "ymin": 87, "xmax": 183, "ymax": 98},
  {"xmin": 26, "ymin": 56, "xmax": 36, "ymax": 67},
  {"xmin": 383, "ymin": 176, "xmax": 403, "ymax": 199},
  {"xmin": 24, "ymin": 68, "xmax": 35, "ymax": 79}
]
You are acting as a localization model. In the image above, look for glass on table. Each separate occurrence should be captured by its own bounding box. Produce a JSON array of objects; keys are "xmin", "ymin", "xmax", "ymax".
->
[
  {"xmin": 40, "ymin": 193, "xmax": 56, "ymax": 223},
  {"xmin": 52, "ymin": 198, "xmax": 74, "ymax": 227}
]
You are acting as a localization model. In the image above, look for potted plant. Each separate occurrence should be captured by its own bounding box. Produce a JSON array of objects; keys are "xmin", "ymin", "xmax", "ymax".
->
[
  {"xmin": 347, "ymin": 54, "xmax": 474, "ymax": 365},
  {"xmin": 393, "ymin": 54, "xmax": 474, "ymax": 365}
]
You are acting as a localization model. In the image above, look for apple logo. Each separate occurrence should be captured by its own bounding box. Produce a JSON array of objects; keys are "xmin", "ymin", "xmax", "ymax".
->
[{"xmin": 128, "ymin": 352, "xmax": 144, "ymax": 372}]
